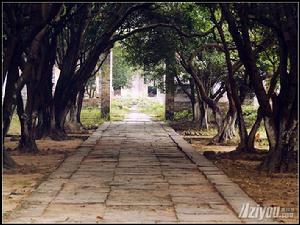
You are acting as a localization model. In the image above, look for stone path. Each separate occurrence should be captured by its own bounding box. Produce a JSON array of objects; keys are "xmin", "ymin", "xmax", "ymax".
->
[{"xmin": 5, "ymin": 112, "xmax": 271, "ymax": 224}]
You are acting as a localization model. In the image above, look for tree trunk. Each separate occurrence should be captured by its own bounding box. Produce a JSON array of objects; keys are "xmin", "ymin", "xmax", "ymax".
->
[
  {"xmin": 17, "ymin": 102, "xmax": 39, "ymax": 154},
  {"xmin": 2, "ymin": 48, "xmax": 22, "ymax": 138},
  {"xmin": 212, "ymin": 110, "xmax": 237, "ymax": 144},
  {"xmin": 2, "ymin": 50, "xmax": 22, "ymax": 167},
  {"xmin": 194, "ymin": 100, "xmax": 201, "ymax": 128},
  {"xmin": 3, "ymin": 148, "xmax": 17, "ymax": 169},
  {"xmin": 54, "ymin": 98, "xmax": 73, "ymax": 137},
  {"xmin": 100, "ymin": 53, "xmax": 111, "ymax": 120},
  {"xmin": 260, "ymin": 115, "xmax": 297, "ymax": 173},
  {"xmin": 211, "ymin": 85, "xmax": 237, "ymax": 144},
  {"xmin": 18, "ymin": 119, "xmax": 39, "ymax": 153},
  {"xmin": 187, "ymin": 67, "xmax": 223, "ymax": 132},
  {"xmin": 193, "ymin": 82, "xmax": 209, "ymax": 130},
  {"xmin": 212, "ymin": 10, "xmax": 250, "ymax": 151},
  {"xmin": 17, "ymin": 25, "xmax": 53, "ymax": 152},
  {"xmin": 191, "ymin": 97, "xmax": 195, "ymax": 122},
  {"xmin": 256, "ymin": 9, "xmax": 297, "ymax": 172},
  {"xmin": 260, "ymin": 36, "xmax": 298, "ymax": 172},
  {"xmin": 35, "ymin": 35, "xmax": 57, "ymax": 139},
  {"xmin": 53, "ymin": 5, "xmax": 90, "ymax": 133},
  {"xmin": 76, "ymin": 86, "xmax": 85, "ymax": 125},
  {"xmin": 165, "ymin": 58, "xmax": 175, "ymax": 121},
  {"xmin": 64, "ymin": 94, "xmax": 83, "ymax": 133},
  {"xmin": 200, "ymin": 101, "xmax": 209, "ymax": 130},
  {"xmin": 174, "ymin": 74, "xmax": 195, "ymax": 122},
  {"xmin": 247, "ymin": 109, "xmax": 263, "ymax": 151},
  {"xmin": 189, "ymin": 78, "xmax": 196, "ymax": 121},
  {"xmin": 3, "ymin": 4, "xmax": 61, "ymax": 165},
  {"xmin": 18, "ymin": 83, "xmax": 39, "ymax": 153},
  {"xmin": 3, "ymin": 37, "xmax": 19, "ymax": 85}
]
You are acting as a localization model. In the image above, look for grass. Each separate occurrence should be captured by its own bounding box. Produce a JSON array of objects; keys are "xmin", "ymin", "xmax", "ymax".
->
[
  {"xmin": 174, "ymin": 109, "xmax": 193, "ymax": 121},
  {"xmin": 197, "ymin": 127, "xmax": 218, "ymax": 136},
  {"xmin": 7, "ymin": 114, "xmax": 20, "ymax": 135},
  {"xmin": 110, "ymin": 96, "xmax": 165, "ymax": 121},
  {"xmin": 110, "ymin": 98, "xmax": 132, "ymax": 121},
  {"xmin": 242, "ymin": 105, "xmax": 258, "ymax": 127},
  {"xmin": 136, "ymin": 97, "xmax": 165, "ymax": 121},
  {"xmin": 7, "ymin": 108, "xmax": 104, "ymax": 135},
  {"xmin": 80, "ymin": 107, "xmax": 104, "ymax": 127},
  {"xmin": 242, "ymin": 105, "xmax": 267, "ymax": 139},
  {"xmin": 181, "ymin": 127, "xmax": 218, "ymax": 137},
  {"xmin": 175, "ymin": 104, "xmax": 269, "ymax": 147}
]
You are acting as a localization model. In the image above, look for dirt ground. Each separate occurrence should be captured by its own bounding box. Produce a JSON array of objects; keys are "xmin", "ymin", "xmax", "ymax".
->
[
  {"xmin": 2, "ymin": 138, "xmax": 84, "ymax": 219},
  {"xmin": 187, "ymin": 136, "xmax": 298, "ymax": 224}
]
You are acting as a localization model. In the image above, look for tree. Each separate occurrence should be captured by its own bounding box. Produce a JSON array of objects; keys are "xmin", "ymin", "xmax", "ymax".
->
[
  {"xmin": 3, "ymin": 3, "xmax": 155, "ymax": 165},
  {"xmin": 52, "ymin": 3, "xmax": 156, "ymax": 135},
  {"xmin": 112, "ymin": 44, "xmax": 133, "ymax": 91},
  {"xmin": 209, "ymin": 7, "xmax": 249, "ymax": 150},
  {"xmin": 3, "ymin": 3, "xmax": 62, "ymax": 159},
  {"xmin": 122, "ymin": 4, "xmax": 220, "ymax": 123},
  {"xmin": 221, "ymin": 3, "xmax": 298, "ymax": 172}
]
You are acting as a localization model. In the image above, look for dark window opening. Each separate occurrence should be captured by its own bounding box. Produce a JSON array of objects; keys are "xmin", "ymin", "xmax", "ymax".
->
[{"xmin": 148, "ymin": 86, "xmax": 157, "ymax": 97}]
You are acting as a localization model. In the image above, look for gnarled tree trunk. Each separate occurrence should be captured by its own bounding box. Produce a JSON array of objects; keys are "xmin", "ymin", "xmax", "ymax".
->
[
  {"xmin": 212, "ymin": 10, "xmax": 250, "ymax": 151},
  {"xmin": 222, "ymin": 3, "xmax": 298, "ymax": 172},
  {"xmin": 35, "ymin": 34, "xmax": 57, "ymax": 139},
  {"xmin": 211, "ymin": 85, "xmax": 237, "ymax": 144},
  {"xmin": 64, "ymin": 90, "xmax": 84, "ymax": 133},
  {"xmin": 3, "ymin": 148, "xmax": 17, "ymax": 169}
]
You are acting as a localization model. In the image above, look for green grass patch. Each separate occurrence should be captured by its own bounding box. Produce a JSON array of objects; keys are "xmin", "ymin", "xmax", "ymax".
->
[
  {"xmin": 198, "ymin": 127, "xmax": 218, "ymax": 136},
  {"xmin": 7, "ymin": 108, "xmax": 104, "ymax": 135},
  {"xmin": 182, "ymin": 127, "xmax": 218, "ymax": 136},
  {"xmin": 137, "ymin": 98, "xmax": 165, "ymax": 121},
  {"xmin": 7, "ymin": 114, "xmax": 20, "ymax": 135},
  {"xmin": 174, "ymin": 110, "xmax": 193, "ymax": 121},
  {"xmin": 80, "ymin": 107, "xmax": 104, "ymax": 127},
  {"xmin": 110, "ymin": 97, "xmax": 165, "ymax": 121},
  {"xmin": 242, "ymin": 104, "xmax": 267, "ymax": 140},
  {"xmin": 110, "ymin": 98, "xmax": 132, "ymax": 121},
  {"xmin": 242, "ymin": 105, "xmax": 258, "ymax": 127}
]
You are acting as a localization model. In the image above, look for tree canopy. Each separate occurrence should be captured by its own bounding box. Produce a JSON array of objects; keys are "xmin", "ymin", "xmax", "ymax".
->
[{"xmin": 112, "ymin": 43, "xmax": 133, "ymax": 90}]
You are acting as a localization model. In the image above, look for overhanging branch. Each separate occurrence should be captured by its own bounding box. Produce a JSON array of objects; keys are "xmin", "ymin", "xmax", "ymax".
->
[{"xmin": 110, "ymin": 22, "xmax": 217, "ymax": 43}]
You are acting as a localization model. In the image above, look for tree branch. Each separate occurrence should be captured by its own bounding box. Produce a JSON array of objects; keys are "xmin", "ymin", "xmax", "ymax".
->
[
  {"xmin": 111, "ymin": 21, "xmax": 217, "ymax": 43},
  {"xmin": 174, "ymin": 73, "xmax": 193, "ymax": 100}
]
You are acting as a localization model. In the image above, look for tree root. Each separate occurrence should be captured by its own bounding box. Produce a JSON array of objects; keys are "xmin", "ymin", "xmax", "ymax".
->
[{"xmin": 3, "ymin": 149, "xmax": 18, "ymax": 169}]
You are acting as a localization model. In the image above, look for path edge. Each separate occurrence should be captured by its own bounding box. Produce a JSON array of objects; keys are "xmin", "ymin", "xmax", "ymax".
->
[{"xmin": 161, "ymin": 123, "xmax": 279, "ymax": 224}]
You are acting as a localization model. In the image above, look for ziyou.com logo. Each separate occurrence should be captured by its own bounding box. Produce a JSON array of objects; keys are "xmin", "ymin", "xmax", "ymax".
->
[{"xmin": 239, "ymin": 203, "xmax": 295, "ymax": 221}]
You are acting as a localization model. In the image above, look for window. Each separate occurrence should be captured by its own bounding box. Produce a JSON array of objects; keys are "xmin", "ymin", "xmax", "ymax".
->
[{"xmin": 148, "ymin": 86, "xmax": 157, "ymax": 97}]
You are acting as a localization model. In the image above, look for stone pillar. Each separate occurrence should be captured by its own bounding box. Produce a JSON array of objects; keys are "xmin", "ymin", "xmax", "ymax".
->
[
  {"xmin": 165, "ymin": 59, "xmax": 175, "ymax": 121},
  {"xmin": 100, "ymin": 51, "xmax": 112, "ymax": 120}
]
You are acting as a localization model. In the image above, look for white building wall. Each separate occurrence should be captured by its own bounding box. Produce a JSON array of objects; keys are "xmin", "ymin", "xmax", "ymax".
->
[{"xmin": 52, "ymin": 66, "xmax": 60, "ymax": 96}]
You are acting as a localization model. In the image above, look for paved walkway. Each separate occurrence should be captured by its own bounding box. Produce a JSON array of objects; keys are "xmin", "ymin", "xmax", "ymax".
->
[{"xmin": 6, "ymin": 112, "xmax": 266, "ymax": 223}]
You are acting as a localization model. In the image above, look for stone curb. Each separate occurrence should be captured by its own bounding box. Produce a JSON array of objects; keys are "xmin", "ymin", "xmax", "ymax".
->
[
  {"xmin": 162, "ymin": 124, "xmax": 279, "ymax": 224},
  {"xmin": 5, "ymin": 122, "xmax": 110, "ymax": 223}
]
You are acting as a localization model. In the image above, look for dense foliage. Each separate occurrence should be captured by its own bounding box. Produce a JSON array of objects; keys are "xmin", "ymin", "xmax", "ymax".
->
[{"xmin": 112, "ymin": 44, "xmax": 133, "ymax": 90}]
